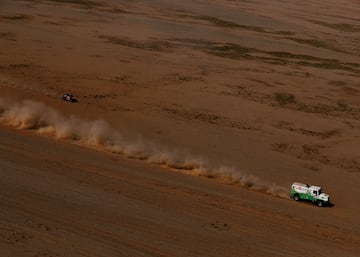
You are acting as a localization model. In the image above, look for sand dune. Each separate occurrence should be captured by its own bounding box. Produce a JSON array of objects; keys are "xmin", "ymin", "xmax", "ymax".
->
[
  {"xmin": 1, "ymin": 0, "xmax": 360, "ymax": 256},
  {"xmin": 0, "ymin": 97, "xmax": 288, "ymax": 198}
]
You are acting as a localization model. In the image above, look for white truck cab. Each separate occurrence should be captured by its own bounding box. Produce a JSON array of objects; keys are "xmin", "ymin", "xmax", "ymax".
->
[{"xmin": 290, "ymin": 182, "xmax": 330, "ymax": 207}]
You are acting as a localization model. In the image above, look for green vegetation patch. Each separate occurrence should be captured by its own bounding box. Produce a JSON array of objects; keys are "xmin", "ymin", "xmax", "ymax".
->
[
  {"xmin": 274, "ymin": 92, "xmax": 297, "ymax": 106},
  {"xmin": 310, "ymin": 20, "xmax": 360, "ymax": 32},
  {"xmin": 100, "ymin": 35, "xmax": 360, "ymax": 74},
  {"xmin": 296, "ymin": 59, "xmax": 359, "ymax": 73},
  {"xmin": 272, "ymin": 93, "xmax": 355, "ymax": 116},
  {"xmin": 273, "ymin": 31, "xmax": 295, "ymax": 36},
  {"xmin": 171, "ymin": 38, "xmax": 360, "ymax": 73},
  {"xmin": 109, "ymin": 8, "xmax": 128, "ymax": 14},
  {"xmin": 285, "ymin": 37, "xmax": 329, "ymax": 48},
  {"xmin": 0, "ymin": 32, "xmax": 15, "ymax": 38},
  {"xmin": 206, "ymin": 43, "xmax": 256, "ymax": 59},
  {"xmin": 99, "ymin": 35, "xmax": 173, "ymax": 52},
  {"xmin": 169, "ymin": 38, "xmax": 218, "ymax": 49},
  {"xmin": 1, "ymin": 14, "xmax": 29, "ymax": 20},
  {"xmin": 267, "ymin": 51, "xmax": 320, "ymax": 61},
  {"xmin": 196, "ymin": 15, "xmax": 295, "ymax": 36},
  {"xmin": 197, "ymin": 15, "xmax": 266, "ymax": 32},
  {"xmin": 336, "ymin": 100, "xmax": 352, "ymax": 112},
  {"xmin": 198, "ymin": 16, "xmax": 240, "ymax": 28},
  {"xmin": 45, "ymin": 0, "xmax": 102, "ymax": 8}
]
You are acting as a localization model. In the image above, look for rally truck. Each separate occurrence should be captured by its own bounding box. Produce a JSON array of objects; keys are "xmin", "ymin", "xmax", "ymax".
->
[{"xmin": 290, "ymin": 182, "xmax": 330, "ymax": 207}]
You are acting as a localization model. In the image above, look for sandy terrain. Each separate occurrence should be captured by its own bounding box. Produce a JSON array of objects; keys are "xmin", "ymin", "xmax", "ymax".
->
[{"xmin": 1, "ymin": 0, "xmax": 360, "ymax": 256}]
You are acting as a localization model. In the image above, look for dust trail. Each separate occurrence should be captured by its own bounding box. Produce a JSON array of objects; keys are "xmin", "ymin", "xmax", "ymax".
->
[{"xmin": 0, "ymin": 97, "xmax": 288, "ymax": 198}]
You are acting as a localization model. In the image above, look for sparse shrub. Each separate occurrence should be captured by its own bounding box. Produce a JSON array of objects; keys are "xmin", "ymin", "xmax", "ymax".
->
[
  {"xmin": 302, "ymin": 144, "xmax": 320, "ymax": 155},
  {"xmin": 1, "ymin": 14, "xmax": 29, "ymax": 20},
  {"xmin": 336, "ymin": 100, "xmax": 352, "ymax": 112},
  {"xmin": 99, "ymin": 35, "xmax": 172, "ymax": 52},
  {"xmin": 329, "ymin": 80, "xmax": 346, "ymax": 86},
  {"xmin": 47, "ymin": 0, "xmax": 102, "ymax": 8},
  {"xmin": 274, "ymin": 92, "xmax": 296, "ymax": 106}
]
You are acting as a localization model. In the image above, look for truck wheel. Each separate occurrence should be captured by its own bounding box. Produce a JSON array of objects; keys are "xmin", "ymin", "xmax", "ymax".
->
[
  {"xmin": 317, "ymin": 201, "xmax": 323, "ymax": 207},
  {"xmin": 294, "ymin": 194, "xmax": 300, "ymax": 201}
]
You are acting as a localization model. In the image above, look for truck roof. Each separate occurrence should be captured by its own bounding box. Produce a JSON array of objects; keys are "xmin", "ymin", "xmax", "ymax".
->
[
  {"xmin": 292, "ymin": 182, "xmax": 308, "ymax": 187},
  {"xmin": 292, "ymin": 182, "xmax": 321, "ymax": 190}
]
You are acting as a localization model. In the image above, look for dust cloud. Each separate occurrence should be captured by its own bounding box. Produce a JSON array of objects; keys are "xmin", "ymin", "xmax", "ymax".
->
[{"xmin": 0, "ymin": 98, "xmax": 288, "ymax": 198}]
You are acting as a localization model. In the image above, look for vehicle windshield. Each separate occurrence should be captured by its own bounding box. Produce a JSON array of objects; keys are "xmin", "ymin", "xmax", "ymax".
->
[{"xmin": 318, "ymin": 189, "xmax": 322, "ymax": 195}]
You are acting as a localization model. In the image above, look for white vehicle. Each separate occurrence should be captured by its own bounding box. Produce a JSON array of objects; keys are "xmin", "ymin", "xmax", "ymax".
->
[{"xmin": 290, "ymin": 182, "xmax": 330, "ymax": 207}]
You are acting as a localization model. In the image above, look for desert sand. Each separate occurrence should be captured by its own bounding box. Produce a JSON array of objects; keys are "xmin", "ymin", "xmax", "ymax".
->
[{"xmin": 1, "ymin": 0, "xmax": 360, "ymax": 256}]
